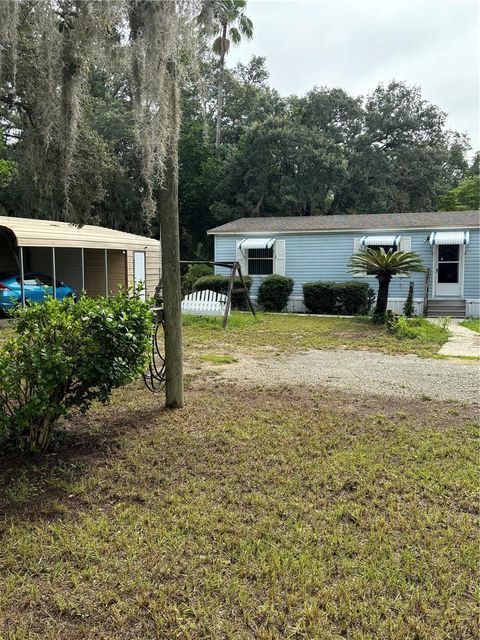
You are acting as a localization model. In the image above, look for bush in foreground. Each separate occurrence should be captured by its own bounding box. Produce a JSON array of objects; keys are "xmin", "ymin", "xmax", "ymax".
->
[
  {"xmin": 257, "ymin": 275, "xmax": 294, "ymax": 312},
  {"xmin": 303, "ymin": 280, "xmax": 373, "ymax": 315},
  {"xmin": 0, "ymin": 291, "xmax": 152, "ymax": 453}
]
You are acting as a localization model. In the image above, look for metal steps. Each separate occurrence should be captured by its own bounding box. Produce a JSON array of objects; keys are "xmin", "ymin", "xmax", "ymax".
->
[{"xmin": 427, "ymin": 299, "xmax": 466, "ymax": 318}]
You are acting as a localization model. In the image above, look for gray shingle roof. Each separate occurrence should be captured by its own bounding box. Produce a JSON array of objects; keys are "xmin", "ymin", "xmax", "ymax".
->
[{"xmin": 208, "ymin": 210, "xmax": 480, "ymax": 234}]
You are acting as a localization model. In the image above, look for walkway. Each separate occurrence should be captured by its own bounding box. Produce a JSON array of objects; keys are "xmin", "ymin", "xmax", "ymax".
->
[{"xmin": 438, "ymin": 320, "xmax": 480, "ymax": 358}]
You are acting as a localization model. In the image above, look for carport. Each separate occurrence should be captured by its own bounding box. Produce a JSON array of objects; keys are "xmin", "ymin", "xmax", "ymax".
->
[{"xmin": 0, "ymin": 216, "xmax": 160, "ymax": 305}]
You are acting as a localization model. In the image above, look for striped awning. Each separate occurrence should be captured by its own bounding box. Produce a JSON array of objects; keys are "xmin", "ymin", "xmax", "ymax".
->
[
  {"xmin": 238, "ymin": 237, "xmax": 276, "ymax": 251},
  {"xmin": 360, "ymin": 234, "xmax": 401, "ymax": 247},
  {"xmin": 428, "ymin": 231, "xmax": 470, "ymax": 246}
]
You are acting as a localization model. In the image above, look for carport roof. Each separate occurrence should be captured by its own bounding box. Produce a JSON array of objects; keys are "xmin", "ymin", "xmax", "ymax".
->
[{"xmin": 0, "ymin": 216, "xmax": 159, "ymax": 250}]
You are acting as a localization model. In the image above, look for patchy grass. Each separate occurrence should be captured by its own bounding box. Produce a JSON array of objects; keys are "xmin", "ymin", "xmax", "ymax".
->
[
  {"xmin": 0, "ymin": 312, "xmax": 449, "ymax": 358},
  {"xmin": 460, "ymin": 319, "xmax": 480, "ymax": 333},
  {"xmin": 184, "ymin": 312, "xmax": 449, "ymax": 358},
  {"xmin": 201, "ymin": 354, "xmax": 238, "ymax": 365},
  {"xmin": 0, "ymin": 382, "xmax": 478, "ymax": 639}
]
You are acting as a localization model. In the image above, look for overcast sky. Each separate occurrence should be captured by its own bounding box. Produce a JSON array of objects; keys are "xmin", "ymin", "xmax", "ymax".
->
[{"xmin": 228, "ymin": 0, "xmax": 479, "ymax": 154}]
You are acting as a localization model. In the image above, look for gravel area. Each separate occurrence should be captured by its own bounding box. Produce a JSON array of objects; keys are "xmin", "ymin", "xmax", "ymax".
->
[{"xmin": 216, "ymin": 349, "xmax": 480, "ymax": 404}]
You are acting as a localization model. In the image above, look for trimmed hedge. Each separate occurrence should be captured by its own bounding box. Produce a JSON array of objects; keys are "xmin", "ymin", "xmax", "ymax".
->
[
  {"xmin": 303, "ymin": 280, "xmax": 373, "ymax": 315},
  {"xmin": 257, "ymin": 275, "xmax": 294, "ymax": 312},
  {"xmin": 182, "ymin": 263, "xmax": 214, "ymax": 294},
  {"xmin": 193, "ymin": 275, "xmax": 253, "ymax": 310}
]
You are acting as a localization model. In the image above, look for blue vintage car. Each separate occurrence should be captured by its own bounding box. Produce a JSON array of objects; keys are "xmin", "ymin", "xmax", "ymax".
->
[{"xmin": 0, "ymin": 272, "xmax": 77, "ymax": 312}]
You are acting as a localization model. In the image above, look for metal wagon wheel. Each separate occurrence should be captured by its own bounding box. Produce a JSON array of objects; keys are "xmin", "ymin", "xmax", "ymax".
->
[{"xmin": 143, "ymin": 320, "xmax": 166, "ymax": 393}]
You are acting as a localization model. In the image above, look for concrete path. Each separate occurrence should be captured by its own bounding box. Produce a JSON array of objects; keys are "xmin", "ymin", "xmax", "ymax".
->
[{"xmin": 438, "ymin": 320, "xmax": 480, "ymax": 358}]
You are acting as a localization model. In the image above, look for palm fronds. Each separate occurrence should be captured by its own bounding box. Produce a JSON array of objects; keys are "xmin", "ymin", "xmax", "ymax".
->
[{"xmin": 349, "ymin": 248, "xmax": 426, "ymax": 277}]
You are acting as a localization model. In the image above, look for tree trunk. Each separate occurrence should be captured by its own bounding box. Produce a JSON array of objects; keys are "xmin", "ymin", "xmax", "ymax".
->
[
  {"xmin": 215, "ymin": 24, "xmax": 227, "ymax": 148},
  {"xmin": 375, "ymin": 274, "xmax": 391, "ymax": 315},
  {"xmin": 159, "ymin": 59, "xmax": 184, "ymax": 408}
]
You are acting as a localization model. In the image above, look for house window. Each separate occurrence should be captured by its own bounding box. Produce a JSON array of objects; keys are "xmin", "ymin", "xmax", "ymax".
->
[{"xmin": 247, "ymin": 247, "xmax": 274, "ymax": 275}]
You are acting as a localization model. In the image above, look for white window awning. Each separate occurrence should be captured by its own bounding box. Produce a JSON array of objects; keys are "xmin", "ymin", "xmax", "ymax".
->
[
  {"xmin": 238, "ymin": 237, "xmax": 276, "ymax": 251},
  {"xmin": 360, "ymin": 234, "xmax": 401, "ymax": 247},
  {"xmin": 429, "ymin": 231, "xmax": 470, "ymax": 246}
]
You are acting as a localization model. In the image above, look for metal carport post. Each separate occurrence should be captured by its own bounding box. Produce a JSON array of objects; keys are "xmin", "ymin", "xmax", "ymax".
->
[
  {"xmin": 104, "ymin": 249, "xmax": 109, "ymax": 298},
  {"xmin": 19, "ymin": 246, "xmax": 25, "ymax": 307},
  {"xmin": 52, "ymin": 247, "xmax": 57, "ymax": 299},
  {"xmin": 81, "ymin": 248, "xmax": 85, "ymax": 293}
]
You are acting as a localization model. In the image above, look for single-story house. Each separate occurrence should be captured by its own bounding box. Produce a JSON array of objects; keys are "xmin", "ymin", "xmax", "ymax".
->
[
  {"xmin": 0, "ymin": 216, "xmax": 160, "ymax": 302},
  {"xmin": 208, "ymin": 210, "xmax": 480, "ymax": 317}
]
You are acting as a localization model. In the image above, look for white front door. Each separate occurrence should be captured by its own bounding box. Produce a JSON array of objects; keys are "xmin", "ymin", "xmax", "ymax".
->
[
  {"xmin": 133, "ymin": 251, "xmax": 146, "ymax": 299},
  {"xmin": 434, "ymin": 244, "xmax": 463, "ymax": 297}
]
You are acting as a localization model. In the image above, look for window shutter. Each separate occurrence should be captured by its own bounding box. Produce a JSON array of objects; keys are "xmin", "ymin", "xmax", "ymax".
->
[
  {"xmin": 235, "ymin": 242, "xmax": 247, "ymax": 275},
  {"xmin": 274, "ymin": 239, "xmax": 286, "ymax": 275},
  {"xmin": 397, "ymin": 237, "xmax": 411, "ymax": 277},
  {"xmin": 352, "ymin": 237, "xmax": 366, "ymax": 277}
]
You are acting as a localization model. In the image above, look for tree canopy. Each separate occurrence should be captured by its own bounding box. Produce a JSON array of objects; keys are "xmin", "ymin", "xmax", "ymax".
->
[{"xmin": 0, "ymin": 1, "xmax": 477, "ymax": 259}]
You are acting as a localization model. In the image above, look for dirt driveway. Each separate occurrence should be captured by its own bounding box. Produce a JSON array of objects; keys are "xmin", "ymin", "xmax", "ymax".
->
[{"xmin": 208, "ymin": 349, "xmax": 480, "ymax": 405}]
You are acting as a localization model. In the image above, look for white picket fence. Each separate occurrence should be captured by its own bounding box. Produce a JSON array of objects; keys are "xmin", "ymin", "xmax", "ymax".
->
[{"xmin": 181, "ymin": 289, "xmax": 229, "ymax": 316}]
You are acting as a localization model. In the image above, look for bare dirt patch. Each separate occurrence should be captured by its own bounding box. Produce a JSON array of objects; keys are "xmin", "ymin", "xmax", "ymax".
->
[{"xmin": 206, "ymin": 348, "xmax": 480, "ymax": 404}]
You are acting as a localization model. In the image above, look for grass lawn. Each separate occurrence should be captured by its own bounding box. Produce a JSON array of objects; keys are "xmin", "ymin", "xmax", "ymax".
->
[
  {"xmin": 460, "ymin": 319, "xmax": 480, "ymax": 333},
  {"xmin": 0, "ymin": 313, "xmax": 449, "ymax": 358},
  {"xmin": 183, "ymin": 312, "xmax": 450, "ymax": 358},
  {"xmin": 0, "ymin": 382, "xmax": 478, "ymax": 639},
  {"xmin": 0, "ymin": 312, "xmax": 474, "ymax": 639}
]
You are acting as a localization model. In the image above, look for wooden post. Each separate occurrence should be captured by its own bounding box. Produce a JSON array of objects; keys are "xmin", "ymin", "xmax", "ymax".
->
[
  {"xmin": 159, "ymin": 58, "xmax": 184, "ymax": 408},
  {"xmin": 222, "ymin": 261, "xmax": 237, "ymax": 328},
  {"xmin": 237, "ymin": 264, "xmax": 256, "ymax": 317}
]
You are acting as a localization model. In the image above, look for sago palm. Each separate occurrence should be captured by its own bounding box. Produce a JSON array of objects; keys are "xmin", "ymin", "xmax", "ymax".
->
[
  {"xmin": 199, "ymin": 0, "xmax": 253, "ymax": 147},
  {"xmin": 349, "ymin": 248, "xmax": 426, "ymax": 316}
]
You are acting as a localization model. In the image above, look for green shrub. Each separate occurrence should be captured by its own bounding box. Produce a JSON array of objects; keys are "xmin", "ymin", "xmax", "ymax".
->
[
  {"xmin": 403, "ymin": 281, "xmax": 415, "ymax": 317},
  {"xmin": 303, "ymin": 282, "xmax": 337, "ymax": 314},
  {"xmin": 257, "ymin": 275, "xmax": 294, "ymax": 312},
  {"xmin": 193, "ymin": 275, "xmax": 252, "ymax": 310},
  {"xmin": 385, "ymin": 310, "xmax": 400, "ymax": 331},
  {"xmin": 182, "ymin": 263, "xmax": 214, "ymax": 294},
  {"xmin": 0, "ymin": 291, "xmax": 153, "ymax": 453},
  {"xmin": 335, "ymin": 281, "xmax": 374, "ymax": 315},
  {"xmin": 386, "ymin": 315, "xmax": 450, "ymax": 342},
  {"xmin": 303, "ymin": 280, "xmax": 373, "ymax": 315}
]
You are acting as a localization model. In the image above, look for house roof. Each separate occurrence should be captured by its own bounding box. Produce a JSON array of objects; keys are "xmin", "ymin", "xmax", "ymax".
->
[
  {"xmin": 208, "ymin": 210, "xmax": 480, "ymax": 235},
  {"xmin": 0, "ymin": 215, "xmax": 160, "ymax": 250}
]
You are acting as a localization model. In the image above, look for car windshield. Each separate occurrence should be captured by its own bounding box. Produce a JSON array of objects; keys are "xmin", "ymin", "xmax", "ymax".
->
[
  {"xmin": 14, "ymin": 274, "xmax": 63, "ymax": 287},
  {"xmin": 35, "ymin": 274, "xmax": 62, "ymax": 287},
  {"xmin": 16, "ymin": 275, "xmax": 38, "ymax": 286}
]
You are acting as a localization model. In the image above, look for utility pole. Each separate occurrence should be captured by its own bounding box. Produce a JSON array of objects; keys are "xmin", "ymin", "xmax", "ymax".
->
[{"xmin": 159, "ymin": 56, "xmax": 184, "ymax": 408}]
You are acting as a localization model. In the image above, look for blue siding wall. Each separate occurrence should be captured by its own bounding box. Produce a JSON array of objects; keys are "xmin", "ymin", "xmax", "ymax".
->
[
  {"xmin": 214, "ymin": 228, "xmax": 480, "ymax": 301},
  {"xmin": 465, "ymin": 229, "xmax": 480, "ymax": 298}
]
